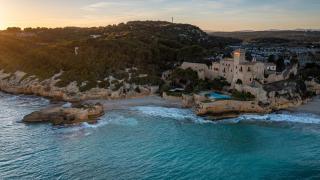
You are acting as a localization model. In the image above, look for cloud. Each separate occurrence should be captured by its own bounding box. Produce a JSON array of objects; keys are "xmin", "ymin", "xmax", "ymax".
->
[
  {"xmin": 78, "ymin": 0, "xmax": 319, "ymax": 30},
  {"xmin": 81, "ymin": 2, "xmax": 120, "ymax": 11}
]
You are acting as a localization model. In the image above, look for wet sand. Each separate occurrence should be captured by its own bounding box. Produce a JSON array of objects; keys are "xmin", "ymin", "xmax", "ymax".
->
[
  {"xmin": 88, "ymin": 95, "xmax": 182, "ymax": 111},
  {"xmin": 289, "ymin": 96, "xmax": 320, "ymax": 115}
]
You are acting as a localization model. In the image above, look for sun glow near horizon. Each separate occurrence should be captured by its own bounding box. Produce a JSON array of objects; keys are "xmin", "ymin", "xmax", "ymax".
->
[
  {"xmin": 0, "ymin": 8, "xmax": 6, "ymax": 30},
  {"xmin": 0, "ymin": 0, "xmax": 319, "ymax": 31},
  {"xmin": 0, "ymin": 4, "xmax": 13, "ymax": 30}
]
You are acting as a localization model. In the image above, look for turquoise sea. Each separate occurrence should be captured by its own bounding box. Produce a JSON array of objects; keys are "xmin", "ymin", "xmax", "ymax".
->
[{"xmin": 1, "ymin": 92, "xmax": 320, "ymax": 179}]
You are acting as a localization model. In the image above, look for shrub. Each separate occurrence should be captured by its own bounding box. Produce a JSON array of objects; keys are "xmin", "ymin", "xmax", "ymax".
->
[
  {"xmin": 232, "ymin": 90, "xmax": 255, "ymax": 101},
  {"xmin": 134, "ymin": 87, "xmax": 141, "ymax": 93},
  {"xmin": 79, "ymin": 81, "xmax": 97, "ymax": 92},
  {"xmin": 98, "ymin": 81, "xmax": 110, "ymax": 89},
  {"xmin": 130, "ymin": 76, "xmax": 162, "ymax": 86},
  {"xmin": 208, "ymin": 77, "xmax": 230, "ymax": 91},
  {"xmin": 112, "ymin": 81, "xmax": 123, "ymax": 91},
  {"xmin": 165, "ymin": 91, "xmax": 182, "ymax": 97},
  {"xmin": 236, "ymin": 79, "xmax": 243, "ymax": 85}
]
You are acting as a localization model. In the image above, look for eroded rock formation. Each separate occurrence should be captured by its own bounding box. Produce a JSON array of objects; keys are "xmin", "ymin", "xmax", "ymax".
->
[
  {"xmin": 0, "ymin": 70, "xmax": 158, "ymax": 102},
  {"xmin": 22, "ymin": 103, "xmax": 104, "ymax": 126}
]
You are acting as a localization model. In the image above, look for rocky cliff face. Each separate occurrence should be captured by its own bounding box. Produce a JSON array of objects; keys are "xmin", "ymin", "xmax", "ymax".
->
[
  {"xmin": 196, "ymin": 100, "xmax": 268, "ymax": 118},
  {"xmin": 263, "ymin": 80, "xmax": 307, "ymax": 110},
  {"xmin": 195, "ymin": 79, "xmax": 317, "ymax": 119},
  {"xmin": 0, "ymin": 70, "xmax": 158, "ymax": 102},
  {"xmin": 305, "ymin": 80, "xmax": 320, "ymax": 95}
]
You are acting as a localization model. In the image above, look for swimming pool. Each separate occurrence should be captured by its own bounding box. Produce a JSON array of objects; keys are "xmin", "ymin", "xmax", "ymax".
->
[{"xmin": 206, "ymin": 92, "xmax": 231, "ymax": 100}]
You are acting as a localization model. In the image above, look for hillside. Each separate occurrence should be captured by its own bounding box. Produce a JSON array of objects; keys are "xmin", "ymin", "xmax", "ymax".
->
[
  {"xmin": 0, "ymin": 21, "xmax": 238, "ymax": 90},
  {"xmin": 209, "ymin": 30, "xmax": 320, "ymax": 43}
]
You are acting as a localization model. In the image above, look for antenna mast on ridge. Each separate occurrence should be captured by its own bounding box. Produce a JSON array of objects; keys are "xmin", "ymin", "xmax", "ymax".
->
[{"xmin": 171, "ymin": 17, "xmax": 174, "ymax": 23}]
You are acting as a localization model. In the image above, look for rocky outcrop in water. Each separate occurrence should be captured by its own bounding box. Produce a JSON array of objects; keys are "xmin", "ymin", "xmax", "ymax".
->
[
  {"xmin": 196, "ymin": 100, "xmax": 268, "ymax": 119},
  {"xmin": 22, "ymin": 103, "xmax": 104, "ymax": 126}
]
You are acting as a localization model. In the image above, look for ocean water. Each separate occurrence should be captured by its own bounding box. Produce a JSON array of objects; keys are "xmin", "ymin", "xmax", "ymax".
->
[{"xmin": 1, "ymin": 92, "xmax": 320, "ymax": 179}]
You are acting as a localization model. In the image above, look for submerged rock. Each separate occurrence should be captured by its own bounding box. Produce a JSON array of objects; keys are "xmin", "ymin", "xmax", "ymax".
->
[{"xmin": 22, "ymin": 103, "xmax": 104, "ymax": 126}]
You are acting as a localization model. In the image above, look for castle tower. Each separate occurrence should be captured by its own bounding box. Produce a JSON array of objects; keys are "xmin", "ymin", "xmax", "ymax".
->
[{"xmin": 233, "ymin": 49, "xmax": 246, "ymax": 64}]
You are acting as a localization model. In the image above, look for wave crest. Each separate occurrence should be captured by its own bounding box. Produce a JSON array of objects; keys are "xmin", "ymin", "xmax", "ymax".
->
[
  {"xmin": 226, "ymin": 112, "xmax": 320, "ymax": 124},
  {"xmin": 130, "ymin": 106, "xmax": 209, "ymax": 123}
]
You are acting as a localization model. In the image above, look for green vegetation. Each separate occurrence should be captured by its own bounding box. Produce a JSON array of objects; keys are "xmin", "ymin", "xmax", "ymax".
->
[
  {"xmin": 207, "ymin": 77, "xmax": 230, "ymax": 91},
  {"xmin": 251, "ymin": 37, "xmax": 291, "ymax": 44},
  {"xmin": 236, "ymin": 79, "xmax": 243, "ymax": 85},
  {"xmin": 210, "ymin": 31, "xmax": 320, "ymax": 43},
  {"xmin": 165, "ymin": 91, "xmax": 183, "ymax": 97},
  {"xmin": 202, "ymin": 99, "xmax": 213, "ymax": 103},
  {"xmin": 299, "ymin": 63, "xmax": 320, "ymax": 83},
  {"xmin": 129, "ymin": 76, "xmax": 162, "ymax": 86},
  {"xmin": 0, "ymin": 21, "xmax": 235, "ymax": 91},
  {"xmin": 232, "ymin": 90, "xmax": 255, "ymax": 101},
  {"xmin": 164, "ymin": 68, "xmax": 230, "ymax": 94},
  {"xmin": 168, "ymin": 68, "xmax": 203, "ymax": 93},
  {"xmin": 267, "ymin": 55, "xmax": 286, "ymax": 72}
]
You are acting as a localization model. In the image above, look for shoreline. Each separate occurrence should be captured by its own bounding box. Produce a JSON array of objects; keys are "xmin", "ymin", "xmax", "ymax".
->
[
  {"xmin": 87, "ymin": 95, "xmax": 183, "ymax": 111},
  {"xmin": 1, "ymin": 89, "xmax": 320, "ymax": 122},
  {"xmin": 287, "ymin": 96, "xmax": 320, "ymax": 115}
]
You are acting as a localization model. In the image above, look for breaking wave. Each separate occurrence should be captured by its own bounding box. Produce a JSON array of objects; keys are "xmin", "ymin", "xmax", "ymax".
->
[
  {"xmin": 222, "ymin": 112, "xmax": 320, "ymax": 125},
  {"xmin": 130, "ymin": 106, "xmax": 210, "ymax": 124},
  {"xmin": 54, "ymin": 111, "xmax": 139, "ymax": 133},
  {"xmin": 131, "ymin": 105, "xmax": 320, "ymax": 125}
]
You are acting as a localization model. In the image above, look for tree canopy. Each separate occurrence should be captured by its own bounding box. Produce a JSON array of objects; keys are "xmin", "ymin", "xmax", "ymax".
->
[{"xmin": 0, "ymin": 21, "xmax": 237, "ymax": 89}]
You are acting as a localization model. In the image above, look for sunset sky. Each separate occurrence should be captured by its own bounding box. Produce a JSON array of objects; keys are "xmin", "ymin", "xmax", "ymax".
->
[{"xmin": 0, "ymin": 0, "xmax": 319, "ymax": 31}]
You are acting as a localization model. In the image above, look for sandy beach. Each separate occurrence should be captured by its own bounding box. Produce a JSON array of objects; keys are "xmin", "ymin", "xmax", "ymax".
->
[
  {"xmin": 289, "ymin": 96, "xmax": 320, "ymax": 115},
  {"xmin": 88, "ymin": 95, "xmax": 182, "ymax": 111}
]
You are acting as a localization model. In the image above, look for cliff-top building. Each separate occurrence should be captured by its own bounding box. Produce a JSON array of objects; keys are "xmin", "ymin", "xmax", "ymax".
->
[{"xmin": 180, "ymin": 49, "xmax": 297, "ymax": 86}]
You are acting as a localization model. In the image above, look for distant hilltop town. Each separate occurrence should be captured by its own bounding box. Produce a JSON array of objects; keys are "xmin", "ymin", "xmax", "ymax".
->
[{"xmin": 177, "ymin": 49, "xmax": 298, "ymax": 87}]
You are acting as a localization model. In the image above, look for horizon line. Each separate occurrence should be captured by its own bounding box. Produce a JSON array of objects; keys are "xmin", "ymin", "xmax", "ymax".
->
[{"xmin": 1, "ymin": 21, "xmax": 320, "ymax": 32}]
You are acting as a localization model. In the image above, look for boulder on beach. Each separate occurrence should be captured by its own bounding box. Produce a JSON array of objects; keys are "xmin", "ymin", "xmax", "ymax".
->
[{"xmin": 22, "ymin": 103, "xmax": 104, "ymax": 126}]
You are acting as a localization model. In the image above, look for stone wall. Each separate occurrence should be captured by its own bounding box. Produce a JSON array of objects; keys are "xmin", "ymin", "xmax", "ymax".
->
[
  {"xmin": 234, "ymin": 83, "xmax": 268, "ymax": 103},
  {"xmin": 180, "ymin": 62, "xmax": 209, "ymax": 80}
]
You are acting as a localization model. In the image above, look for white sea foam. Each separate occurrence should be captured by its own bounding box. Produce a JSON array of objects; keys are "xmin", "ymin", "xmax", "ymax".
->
[
  {"xmin": 223, "ymin": 112, "xmax": 320, "ymax": 124},
  {"xmin": 132, "ymin": 106, "xmax": 320, "ymax": 125},
  {"xmin": 131, "ymin": 106, "xmax": 210, "ymax": 124},
  {"xmin": 84, "ymin": 113, "xmax": 138, "ymax": 127}
]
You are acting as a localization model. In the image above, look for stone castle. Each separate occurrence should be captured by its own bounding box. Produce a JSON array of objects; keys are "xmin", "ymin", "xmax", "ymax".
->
[{"xmin": 179, "ymin": 49, "xmax": 297, "ymax": 86}]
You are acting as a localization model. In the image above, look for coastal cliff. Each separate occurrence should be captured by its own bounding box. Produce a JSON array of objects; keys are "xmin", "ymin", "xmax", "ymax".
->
[
  {"xmin": 196, "ymin": 100, "xmax": 268, "ymax": 119},
  {"xmin": 195, "ymin": 79, "xmax": 319, "ymax": 119},
  {"xmin": 0, "ymin": 70, "xmax": 159, "ymax": 102}
]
